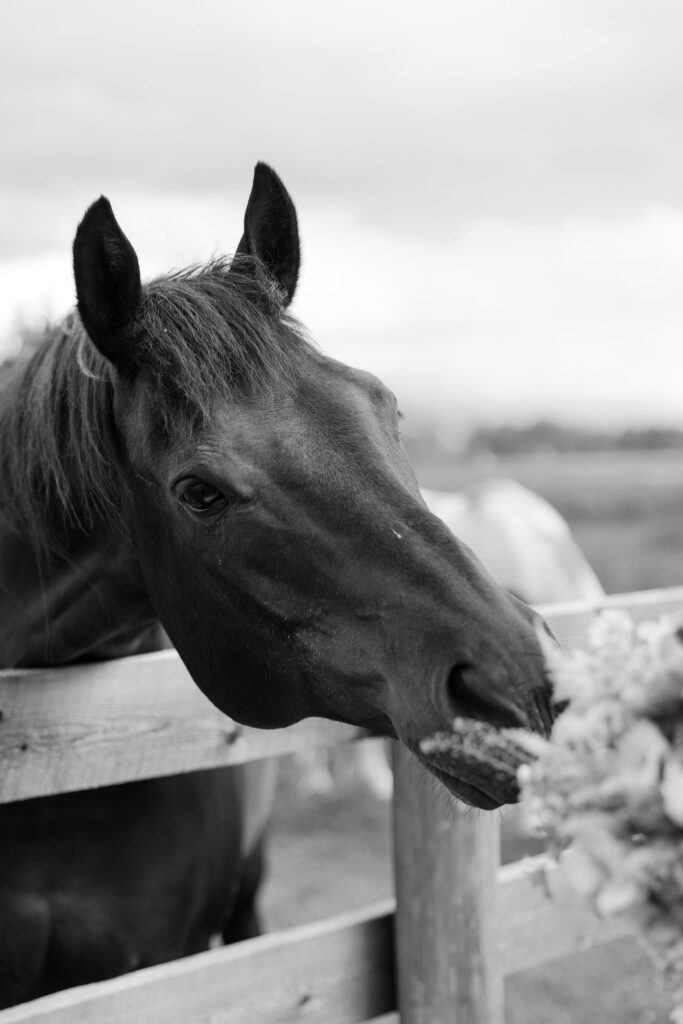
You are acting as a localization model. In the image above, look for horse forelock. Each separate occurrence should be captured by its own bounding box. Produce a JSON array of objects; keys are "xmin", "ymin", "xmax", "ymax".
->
[
  {"xmin": 139, "ymin": 257, "xmax": 312, "ymax": 417},
  {"xmin": 0, "ymin": 255, "xmax": 314, "ymax": 552}
]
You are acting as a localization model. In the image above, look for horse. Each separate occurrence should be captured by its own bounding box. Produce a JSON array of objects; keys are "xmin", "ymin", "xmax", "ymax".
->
[
  {"xmin": 296, "ymin": 478, "xmax": 605, "ymax": 800},
  {"xmin": 0, "ymin": 163, "xmax": 553, "ymax": 1005},
  {"xmin": 422, "ymin": 479, "xmax": 604, "ymax": 606}
]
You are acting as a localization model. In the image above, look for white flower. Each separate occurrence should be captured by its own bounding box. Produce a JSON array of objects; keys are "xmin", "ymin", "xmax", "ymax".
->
[
  {"xmin": 661, "ymin": 757, "xmax": 683, "ymax": 827},
  {"xmin": 634, "ymin": 655, "xmax": 683, "ymax": 717},
  {"xmin": 426, "ymin": 607, "xmax": 683, "ymax": 986},
  {"xmin": 560, "ymin": 813, "xmax": 629, "ymax": 872},
  {"xmin": 588, "ymin": 609, "xmax": 634, "ymax": 653},
  {"xmin": 551, "ymin": 710, "xmax": 600, "ymax": 750},
  {"xmin": 582, "ymin": 699, "xmax": 630, "ymax": 748},
  {"xmin": 561, "ymin": 845, "xmax": 606, "ymax": 897},
  {"xmin": 595, "ymin": 877, "xmax": 646, "ymax": 918},
  {"xmin": 612, "ymin": 719, "xmax": 670, "ymax": 801},
  {"xmin": 637, "ymin": 614, "xmax": 679, "ymax": 655},
  {"xmin": 504, "ymin": 729, "xmax": 551, "ymax": 761}
]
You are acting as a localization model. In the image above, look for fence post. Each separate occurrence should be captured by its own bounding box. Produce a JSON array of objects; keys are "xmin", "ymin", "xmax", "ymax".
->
[{"xmin": 392, "ymin": 744, "xmax": 504, "ymax": 1024}]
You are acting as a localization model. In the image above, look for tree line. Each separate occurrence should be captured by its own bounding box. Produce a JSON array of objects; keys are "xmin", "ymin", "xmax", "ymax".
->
[{"xmin": 465, "ymin": 420, "xmax": 683, "ymax": 455}]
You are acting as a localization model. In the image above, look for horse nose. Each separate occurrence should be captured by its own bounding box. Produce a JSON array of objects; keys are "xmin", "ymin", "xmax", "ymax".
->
[
  {"xmin": 438, "ymin": 662, "xmax": 531, "ymax": 731},
  {"xmin": 509, "ymin": 601, "xmax": 559, "ymax": 734}
]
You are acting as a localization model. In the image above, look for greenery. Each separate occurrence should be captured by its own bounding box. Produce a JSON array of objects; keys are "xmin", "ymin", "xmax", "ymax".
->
[
  {"xmin": 465, "ymin": 420, "xmax": 683, "ymax": 456},
  {"xmin": 403, "ymin": 419, "xmax": 683, "ymax": 461}
]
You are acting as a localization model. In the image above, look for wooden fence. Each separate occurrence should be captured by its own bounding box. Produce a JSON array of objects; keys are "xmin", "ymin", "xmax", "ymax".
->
[{"xmin": 1, "ymin": 585, "xmax": 682, "ymax": 1024}]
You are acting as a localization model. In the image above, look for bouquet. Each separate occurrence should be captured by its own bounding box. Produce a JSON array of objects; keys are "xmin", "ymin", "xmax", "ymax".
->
[{"xmin": 421, "ymin": 609, "xmax": 683, "ymax": 1021}]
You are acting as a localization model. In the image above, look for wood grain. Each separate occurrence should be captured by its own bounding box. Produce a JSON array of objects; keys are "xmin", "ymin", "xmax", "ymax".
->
[
  {"xmin": 392, "ymin": 745, "xmax": 504, "ymax": 1024},
  {"xmin": 0, "ymin": 853, "xmax": 637, "ymax": 1024},
  {"xmin": 0, "ymin": 902, "xmax": 395, "ymax": 1024},
  {"xmin": 498, "ymin": 856, "xmax": 632, "ymax": 975},
  {"xmin": 0, "ymin": 651, "xmax": 367, "ymax": 801}
]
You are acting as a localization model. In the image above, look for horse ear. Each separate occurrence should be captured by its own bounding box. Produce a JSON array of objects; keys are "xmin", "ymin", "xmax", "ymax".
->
[
  {"xmin": 72, "ymin": 197, "xmax": 142, "ymax": 368},
  {"xmin": 234, "ymin": 163, "xmax": 300, "ymax": 305}
]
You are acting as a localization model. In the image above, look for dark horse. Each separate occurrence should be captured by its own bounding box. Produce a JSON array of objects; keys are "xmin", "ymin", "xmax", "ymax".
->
[{"xmin": 0, "ymin": 164, "xmax": 552, "ymax": 1005}]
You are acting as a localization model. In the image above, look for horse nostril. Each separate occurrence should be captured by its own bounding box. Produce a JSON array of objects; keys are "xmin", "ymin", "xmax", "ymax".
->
[{"xmin": 445, "ymin": 662, "xmax": 527, "ymax": 730}]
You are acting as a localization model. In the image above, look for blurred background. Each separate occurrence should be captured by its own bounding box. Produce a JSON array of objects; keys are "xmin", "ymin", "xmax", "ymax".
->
[
  {"xmin": 4, "ymin": 0, "xmax": 683, "ymax": 435},
  {"xmin": 3, "ymin": 2, "xmax": 682, "ymax": 1020}
]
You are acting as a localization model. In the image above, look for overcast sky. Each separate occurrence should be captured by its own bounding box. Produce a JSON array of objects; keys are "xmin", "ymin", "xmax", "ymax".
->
[{"xmin": 2, "ymin": 0, "xmax": 683, "ymax": 432}]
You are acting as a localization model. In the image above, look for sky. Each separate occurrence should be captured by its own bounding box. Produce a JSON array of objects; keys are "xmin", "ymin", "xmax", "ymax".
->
[{"xmin": 2, "ymin": 0, "xmax": 683, "ymax": 435}]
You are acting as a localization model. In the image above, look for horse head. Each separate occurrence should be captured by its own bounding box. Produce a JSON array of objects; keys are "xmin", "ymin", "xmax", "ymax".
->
[{"xmin": 72, "ymin": 163, "xmax": 553, "ymax": 809}]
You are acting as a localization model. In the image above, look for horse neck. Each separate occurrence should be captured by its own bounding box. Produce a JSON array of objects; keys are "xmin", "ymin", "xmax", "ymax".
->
[
  {"xmin": 0, "ymin": 328, "xmax": 164, "ymax": 668},
  {"xmin": 0, "ymin": 518, "xmax": 162, "ymax": 668}
]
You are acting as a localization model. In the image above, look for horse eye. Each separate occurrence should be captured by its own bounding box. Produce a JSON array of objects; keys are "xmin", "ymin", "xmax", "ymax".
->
[{"xmin": 179, "ymin": 481, "xmax": 228, "ymax": 515}]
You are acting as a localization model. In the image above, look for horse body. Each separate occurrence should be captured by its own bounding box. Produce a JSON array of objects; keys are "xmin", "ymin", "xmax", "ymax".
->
[
  {"xmin": 0, "ymin": 163, "xmax": 552, "ymax": 1005},
  {"xmin": 0, "ymin": 525, "xmax": 158, "ymax": 666},
  {"xmin": 0, "ymin": 767, "xmax": 274, "ymax": 1003}
]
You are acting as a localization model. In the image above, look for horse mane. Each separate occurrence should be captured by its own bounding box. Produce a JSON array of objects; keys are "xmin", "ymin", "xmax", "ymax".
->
[{"xmin": 0, "ymin": 256, "xmax": 313, "ymax": 550}]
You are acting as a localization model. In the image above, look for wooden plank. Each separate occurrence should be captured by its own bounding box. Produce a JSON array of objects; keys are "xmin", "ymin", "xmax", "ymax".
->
[
  {"xmin": 392, "ymin": 745, "xmax": 504, "ymax": 1024},
  {"xmin": 0, "ymin": 651, "xmax": 368, "ymax": 802},
  {"xmin": 498, "ymin": 855, "xmax": 633, "ymax": 975},
  {"xmin": 390, "ymin": 840, "xmax": 633, "ymax": 995},
  {"xmin": 0, "ymin": 902, "xmax": 396, "ymax": 1024},
  {"xmin": 0, "ymin": 858, "xmax": 638, "ymax": 1024},
  {"xmin": 539, "ymin": 584, "xmax": 683, "ymax": 651}
]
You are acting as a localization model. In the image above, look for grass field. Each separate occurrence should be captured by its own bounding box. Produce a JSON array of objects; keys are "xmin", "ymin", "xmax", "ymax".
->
[
  {"xmin": 262, "ymin": 450, "xmax": 683, "ymax": 1023},
  {"xmin": 415, "ymin": 449, "xmax": 683, "ymax": 594}
]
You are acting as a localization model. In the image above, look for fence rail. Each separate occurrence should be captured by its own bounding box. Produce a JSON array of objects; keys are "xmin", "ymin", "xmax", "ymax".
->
[
  {"xmin": 0, "ymin": 658, "xmax": 367, "ymax": 803},
  {"xmin": 0, "ymin": 859, "xmax": 633, "ymax": 1024},
  {"xmin": 1, "ymin": 586, "xmax": 682, "ymax": 1023}
]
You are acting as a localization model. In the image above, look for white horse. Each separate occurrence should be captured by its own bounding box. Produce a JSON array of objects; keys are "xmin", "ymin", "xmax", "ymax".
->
[
  {"xmin": 422, "ymin": 478, "xmax": 604, "ymax": 606},
  {"xmin": 296, "ymin": 477, "xmax": 605, "ymax": 800}
]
